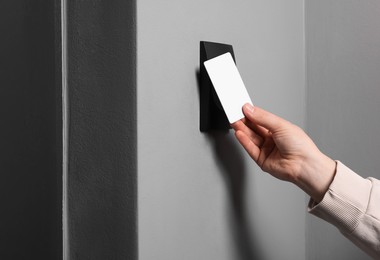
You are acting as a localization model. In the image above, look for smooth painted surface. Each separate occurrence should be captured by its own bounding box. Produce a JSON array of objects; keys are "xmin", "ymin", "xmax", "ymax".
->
[
  {"xmin": 0, "ymin": 1, "xmax": 62, "ymax": 259},
  {"xmin": 138, "ymin": 1, "xmax": 305, "ymax": 259},
  {"xmin": 306, "ymin": 1, "xmax": 380, "ymax": 259}
]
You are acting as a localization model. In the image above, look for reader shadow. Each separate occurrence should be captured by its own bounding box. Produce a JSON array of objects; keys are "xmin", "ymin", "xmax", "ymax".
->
[{"xmin": 196, "ymin": 69, "xmax": 263, "ymax": 259}]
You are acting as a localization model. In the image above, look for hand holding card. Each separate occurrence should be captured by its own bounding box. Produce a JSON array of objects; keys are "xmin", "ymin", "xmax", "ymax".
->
[{"xmin": 204, "ymin": 52, "xmax": 253, "ymax": 124}]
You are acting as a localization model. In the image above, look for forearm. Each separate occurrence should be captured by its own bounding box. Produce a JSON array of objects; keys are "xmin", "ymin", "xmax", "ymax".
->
[
  {"xmin": 292, "ymin": 152, "xmax": 336, "ymax": 203},
  {"xmin": 308, "ymin": 161, "xmax": 380, "ymax": 258}
]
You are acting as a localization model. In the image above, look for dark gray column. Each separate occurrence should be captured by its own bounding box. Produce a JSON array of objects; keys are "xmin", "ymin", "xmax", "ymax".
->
[
  {"xmin": 67, "ymin": 1, "xmax": 137, "ymax": 259},
  {"xmin": 0, "ymin": 1, "xmax": 62, "ymax": 259}
]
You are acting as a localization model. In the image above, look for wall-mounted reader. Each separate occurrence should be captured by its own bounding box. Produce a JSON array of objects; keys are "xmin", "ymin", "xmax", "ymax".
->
[{"xmin": 199, "ymin": 41, "xmax": 236, "ymax": 132}]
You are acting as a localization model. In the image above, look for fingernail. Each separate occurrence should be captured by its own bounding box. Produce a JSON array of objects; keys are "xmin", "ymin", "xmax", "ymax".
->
[{"xmin": 243, "ymin": 103, "xmax": 254, "ymax": 114}]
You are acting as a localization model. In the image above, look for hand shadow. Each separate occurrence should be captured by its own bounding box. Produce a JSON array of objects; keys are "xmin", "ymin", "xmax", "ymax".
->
[
  {"xmin": 207, "ymin": 131, "xmax": 263, "ymax": 260},
  {"xmin": 196, "ymin": 69, "xmax": 263, "ymax": 259}
]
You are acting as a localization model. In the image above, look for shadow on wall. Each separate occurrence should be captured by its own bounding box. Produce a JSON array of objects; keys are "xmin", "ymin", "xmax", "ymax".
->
[
  {"xmin": 196, "ymin": 70, "xmax": 263, "ymax": 260},
  {"xmin": 207, "ymin": 132, "xmax": 263, "ymax": 260}
]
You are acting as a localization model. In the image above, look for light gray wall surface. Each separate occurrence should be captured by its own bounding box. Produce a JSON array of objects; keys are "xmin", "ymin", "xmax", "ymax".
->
[
  {"xmin": 306, "ymin": 1, "xmax": 380, "ymax": 259},
  {"xmin": 137, "ymin": 1, "xmax": 306, "ymax": 259}
]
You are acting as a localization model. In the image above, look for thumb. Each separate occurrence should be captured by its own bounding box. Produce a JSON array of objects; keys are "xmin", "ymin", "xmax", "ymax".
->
[{"xmin": 242, "ymin": 104, "xmax": 286, "ymax": 133}]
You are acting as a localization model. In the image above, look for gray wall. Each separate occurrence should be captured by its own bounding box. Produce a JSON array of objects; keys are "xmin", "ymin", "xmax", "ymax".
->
[
  {"xmin": 137, "ymin": 1, "xmax": 306, "ymax": 259},
  {"xmin": 306, "ymin": 1, "xmax": 380, "ymax": 259}
]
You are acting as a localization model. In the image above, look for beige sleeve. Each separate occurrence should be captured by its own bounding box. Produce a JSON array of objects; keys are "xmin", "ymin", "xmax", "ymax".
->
[{"xmin": 308, "ymin": 161, "xmax": 380, "ymax": 259}]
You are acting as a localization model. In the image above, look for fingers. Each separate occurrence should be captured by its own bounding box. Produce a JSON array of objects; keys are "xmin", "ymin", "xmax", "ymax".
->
[
  {"xmin": 232, "ymin": 120, "xmax": 264, "ymax": 147},
  {"xmin": 241, "ymin": 117, "xmax": 270, "ymax": 138},
  {"xmin": 242, "ymin": 104, "xmax": 287, "ymax": 133},
  {"xmin": 235, "ymin": 130, "xmax": 260, "ymax": 162}
]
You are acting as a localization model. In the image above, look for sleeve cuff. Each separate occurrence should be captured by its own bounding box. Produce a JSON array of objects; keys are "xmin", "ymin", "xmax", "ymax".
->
[{"xmin": 308, "ymin": 161, "xmax": 372, "ymax": 233}]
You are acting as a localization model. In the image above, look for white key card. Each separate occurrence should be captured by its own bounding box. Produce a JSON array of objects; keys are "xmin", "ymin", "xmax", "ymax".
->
[{"xmin": 204, "ymin": 52, "xmax": 253, "ymax": 124}]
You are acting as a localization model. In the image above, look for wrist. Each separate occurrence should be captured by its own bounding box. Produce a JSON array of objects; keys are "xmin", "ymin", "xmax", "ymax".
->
[{"xmin": 293, "ymin": 153, "xmax": 337, "ymax": 203}]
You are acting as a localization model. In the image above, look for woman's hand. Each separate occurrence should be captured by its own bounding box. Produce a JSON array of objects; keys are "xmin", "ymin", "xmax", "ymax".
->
[{"xmin": 232, "ymin": 104, "xmax": 336, "ymax": 202}]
